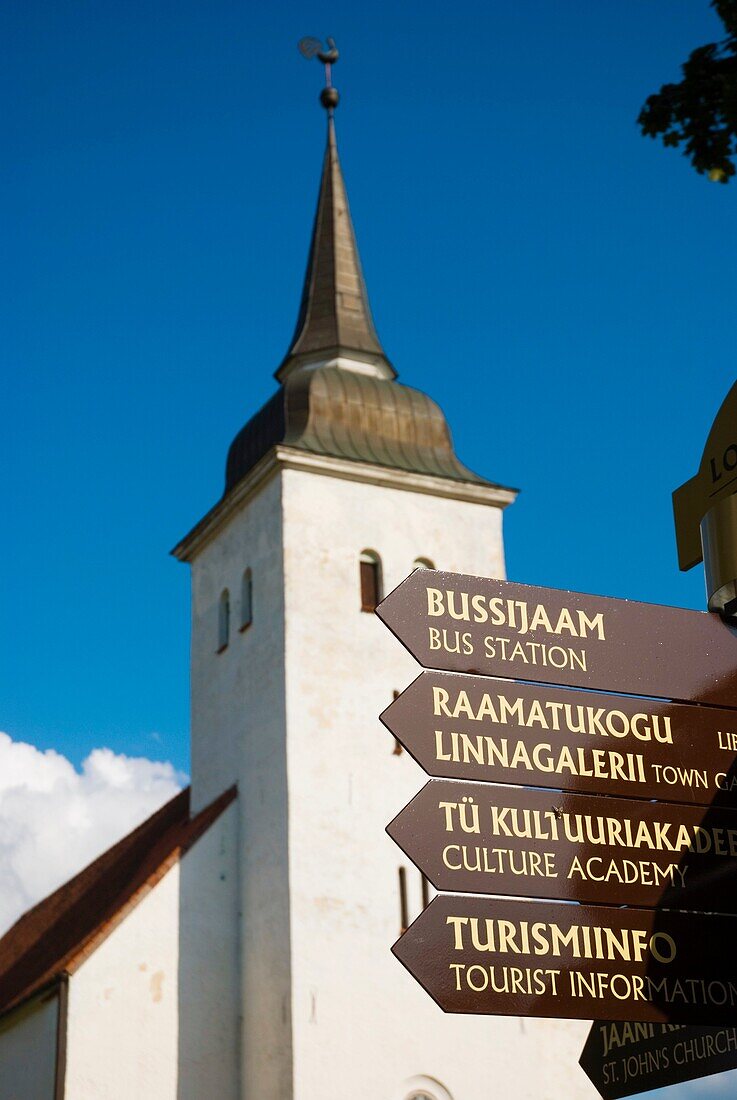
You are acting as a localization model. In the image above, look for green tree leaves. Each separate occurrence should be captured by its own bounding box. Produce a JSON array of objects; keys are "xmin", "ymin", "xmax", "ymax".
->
[{"xmin": 639, "ymin": 0, "xmax": 737, "ymax": 182}]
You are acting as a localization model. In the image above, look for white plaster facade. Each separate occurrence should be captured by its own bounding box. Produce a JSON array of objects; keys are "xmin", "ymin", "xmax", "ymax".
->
[
  {"xmin": 66, "ymin": 801, "xmax": 237, "ymax": 1100},
  {"xmin": 183, "ymin": 447, "xmax": 596, "ymax": 1099},
  {"xmin": 64, "ymin": 863, "xmax": 182, "ymax": 1100},
  {"xmin": 189, "ymin": 470, "xmax": 292, "ymax": 1095}
]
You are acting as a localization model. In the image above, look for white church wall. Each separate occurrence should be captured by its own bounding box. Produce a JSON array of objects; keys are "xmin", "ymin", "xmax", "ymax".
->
[
  {"xmin": 0, "ymin": 991, "xmax": 59, "ymax": 1100},
  {"xmin": 64, "ymin": 863, "xmax": 181, "ymax": 1100},
  {"xmin": 177, "ymin": 799, "xmax": 240, "ymax": 1100},
  {"xmin": 189, "ymin": 473, "xmax": 286, "ymax": 814},
  {"xmin": 280, "ymin": 465, "xmax": 594, "ymax": 1100},
  {"xmin": 61, "ymin": 802, "xmax": 239, "ymax": 1100},
  {"xmin": 188, "ymin": 471, "xmax": 293, "ymax": 1099}
]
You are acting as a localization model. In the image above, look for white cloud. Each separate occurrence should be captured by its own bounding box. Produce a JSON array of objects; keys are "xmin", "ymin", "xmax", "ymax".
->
[{"xmin": 0, "ymin": 731, "xmax": 186, "ymax": 935}]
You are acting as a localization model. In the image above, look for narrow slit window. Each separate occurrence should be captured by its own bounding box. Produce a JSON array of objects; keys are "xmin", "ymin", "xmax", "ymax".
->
[
  {"xmin": 240, "ymin": 568, "xmax": 253, "ymax": 632},
  {"xmin": 398, "ymin": 867, "xmax": 409, "ymax": 934},
  {"xmin": 392, "ymin": 689, "xmax": 402, "ymax": 755},
  {"xmin": 359, "ymin": 550, "xmax": 382, "ymax": 612},
  {"xmin": 421, "ymin": 873, "xmax": 431, "ymax": 910},
  {"xmin": 217, "ymin": 589, "xmax": 230, "ymax": 653}
]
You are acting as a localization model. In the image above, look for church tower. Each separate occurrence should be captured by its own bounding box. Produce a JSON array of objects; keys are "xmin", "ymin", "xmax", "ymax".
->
[{"xmin": 172, "ymin": 70, "xmax": 590, "ymax": 1100}]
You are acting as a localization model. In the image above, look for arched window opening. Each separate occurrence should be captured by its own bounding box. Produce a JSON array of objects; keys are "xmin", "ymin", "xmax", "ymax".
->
[
  {"xmin": 217, "ymin": 589, "xmax": 230, "ymax": 653},
  {"xmin": 359, "ymin": 550, "xmax": 382, "ymax": 612},
  {"xmin": 403, "ymin": 1076, "xmax": 453, "ymax": 1100},
  {"xmin": 240, "ymin": 568, "xmax": 253, "ymax": 632},
  {"xmin": 413, "ymin": 557, "xmax": 435, "ymax": 571}
]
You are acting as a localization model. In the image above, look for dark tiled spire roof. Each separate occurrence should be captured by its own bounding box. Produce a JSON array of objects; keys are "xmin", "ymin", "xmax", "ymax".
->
[{"xmin": 277, "ymin": 116, "xmax": 394, "ymax": 381}]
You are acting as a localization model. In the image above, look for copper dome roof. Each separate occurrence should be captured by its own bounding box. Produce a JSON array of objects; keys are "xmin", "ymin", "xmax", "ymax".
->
[{"xmin": 225, "ymin": 366, "xmax": 495, "ymax": 492}]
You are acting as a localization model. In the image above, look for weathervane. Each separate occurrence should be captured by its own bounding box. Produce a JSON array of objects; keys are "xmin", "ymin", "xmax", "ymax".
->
[{"xmin": 298, "ymin": 36, "xmax": 340, "ymax": 113}]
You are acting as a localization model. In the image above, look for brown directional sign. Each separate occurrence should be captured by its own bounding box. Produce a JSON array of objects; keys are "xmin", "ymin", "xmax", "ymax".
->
[
  {"xmin": 674, "ymin": 380, "xmax": 737, "ymax": 571},
  {"xmin": 392, "ymin": 893, "xmax": 737, "ymax": 1024},
  {"xmin": 381, "ymin": 672, "xmax": 737, "ymax": 807},
  {"xmin": 387, "ymin": 780, "xmax": 737, "ymax": 913},
  {"xmin": 376, "ymin": 571, "xmax": 737, "ymax": 706},
  {"xmin": 579, "ymin": 1019, "xmax": 737, "ymax": 1099}
]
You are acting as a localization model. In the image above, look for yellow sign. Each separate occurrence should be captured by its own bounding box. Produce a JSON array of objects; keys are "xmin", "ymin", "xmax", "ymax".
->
[{"xmin": 673, "ymin": 381, "xmax": 737, "ymax": 571}]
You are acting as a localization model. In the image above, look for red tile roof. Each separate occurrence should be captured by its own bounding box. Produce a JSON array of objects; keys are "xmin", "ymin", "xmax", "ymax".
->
[{"xmin": 0, "ymin": 784, "xmax": 236, "ymax": 1019}]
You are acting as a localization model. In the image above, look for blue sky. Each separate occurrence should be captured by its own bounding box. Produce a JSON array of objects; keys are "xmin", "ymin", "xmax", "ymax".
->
[
  {"xmin": 3, "ymin": 5, "xmax": 737, "ymax": 1093},
  {"xmin": 2, "ymin": 0, "xmax": 736, "ymax": 784}
]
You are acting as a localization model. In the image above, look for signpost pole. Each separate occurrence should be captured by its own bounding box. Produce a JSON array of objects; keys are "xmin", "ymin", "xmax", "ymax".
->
[
  {"xmin": 701, "ymin": 493, "xmax": 737, "ymax": 617},
  {"xmin": 674, "ymin": 380, "xmax": 737, "ymax": 619}
]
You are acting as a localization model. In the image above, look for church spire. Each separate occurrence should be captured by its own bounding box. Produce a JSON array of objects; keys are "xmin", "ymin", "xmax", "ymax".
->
[
  {"xmin": 193, "ymin": 40, "xmax": 505, "ymax": 504},
  {"xmin": 276, "ymin": 41, "xmax": 394, "ymax": 382}
]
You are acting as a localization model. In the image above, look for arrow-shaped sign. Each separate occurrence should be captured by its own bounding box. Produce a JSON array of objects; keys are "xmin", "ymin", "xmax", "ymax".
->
[
  {"xmin": 579, "ymin": 1019, "xmax": 737, "ymax": 1099},
  {"xmin": 387, "ymin": 779, "xmax": 737, "ymax": 912},
  {"xmin": 376, "ymin": 571, "xmax": 737, "ymax": 706},
  {"xmin": 393, "ymin": 893, "xmax": 737, "ymax": 1024},
  {"xmin": 381, "ymin": 671, "xmax": 737, "ymax": 807}
]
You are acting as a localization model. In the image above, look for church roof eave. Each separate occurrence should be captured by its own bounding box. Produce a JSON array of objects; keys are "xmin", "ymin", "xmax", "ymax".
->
[{"xmin": 172, "ymin": 441, "xmax": 518, "ymax": 565}]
